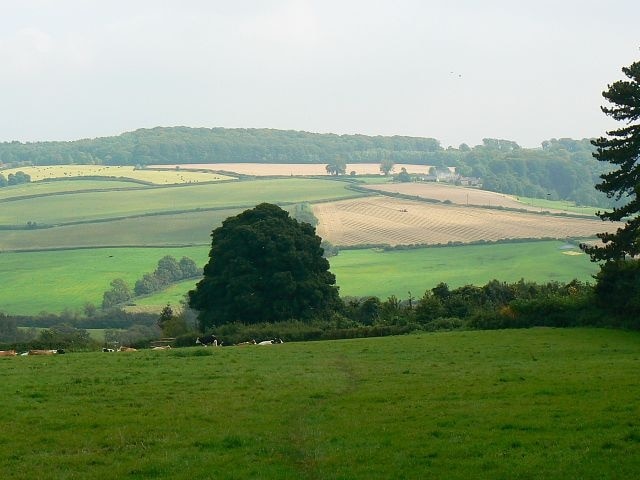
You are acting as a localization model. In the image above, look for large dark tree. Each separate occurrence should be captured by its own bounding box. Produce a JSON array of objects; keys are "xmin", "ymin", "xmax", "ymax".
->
[
  {"xmin": 582, "ymin": 59, "xmax": 640, "ymax": 261},
  {"xmin": 188, "ymin": 203, "xmax": 340, "ymax": 329}
]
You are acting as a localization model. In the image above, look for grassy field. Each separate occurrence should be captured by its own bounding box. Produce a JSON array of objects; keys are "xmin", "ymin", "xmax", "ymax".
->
[
  {"xmin": 0, "ymin": 241, "xmax": 597, "ymax": 315},
  {"xmin": 331, "ymin": 241, "xmax": 598, "ymax": 299},
  {"xmin": 0, "ymin": 178, "xmax": 362, "ymax": 226},
  {"xmin": 0, "ymin": 179, "xmax": 146, "ymax": 200},
  {"xmin": 0, "ymin": 247, "xmax": 209, "ymax": 315},
  {"xmin": 134, "ymin": 241, "xmax": 598, "ymax": 312},
  {"xmin": 1, "ymin": 328, "xmax": 638, "ymax": 479}
]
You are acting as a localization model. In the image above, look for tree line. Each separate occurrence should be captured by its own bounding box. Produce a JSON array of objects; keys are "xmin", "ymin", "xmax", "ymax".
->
[
  {"xmin": 0, "ymin": 170, "xmax": 31, "ymax": 188},
  {"xmin": 0, "ymin": 127, "xmax": 612, "ymax": 206}
]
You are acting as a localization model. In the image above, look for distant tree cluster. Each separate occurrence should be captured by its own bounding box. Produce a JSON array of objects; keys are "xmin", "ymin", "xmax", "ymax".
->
[
  {"xmin": 101, "ymin": 255, "xmax": 201, "ymax": 309},
  {"xmin": 0, "ymin": 126, "xmax": 613, "ymax": 206},
  {"xmin": 134, "ymin": 255, "xmax": 200, "ymax": 296},
  {"xmin": 0, "ymin": 170, "xmax": 31, "ymax": 187}
]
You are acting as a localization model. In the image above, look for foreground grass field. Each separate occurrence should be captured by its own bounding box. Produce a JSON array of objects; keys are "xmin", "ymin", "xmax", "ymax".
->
[
  {"xmin": 0, "ymin": 241, "xmax": 597, "ymax": 315},
  {"xmin": 1, "ymin": 328, "xmax": 638, "ymax": 479}
]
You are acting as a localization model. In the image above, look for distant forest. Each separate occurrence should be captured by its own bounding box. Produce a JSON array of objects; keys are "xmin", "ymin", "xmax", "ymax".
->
[{"xmin": 0, "ymin": 126, "xmax": 611, "ymax": 206}]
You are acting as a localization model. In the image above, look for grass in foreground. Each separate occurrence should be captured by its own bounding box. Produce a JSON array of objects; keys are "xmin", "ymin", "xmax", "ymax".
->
[{"xmin": 0, "ymin": 328, "xmax": 638, "ymax": 479}]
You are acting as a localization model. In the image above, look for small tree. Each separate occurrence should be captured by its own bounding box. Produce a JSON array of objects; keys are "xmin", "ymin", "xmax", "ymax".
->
[
  {"xmin": 380, "ymin": 158, "xmax": 394, "ymax": 176},
  {"xmin": 102, "ymin": 278, "xmax": 132, "ymax": 309},
  {"xmin": 325, "ymin": 155, "xmax": 347, "ymax": 176}
]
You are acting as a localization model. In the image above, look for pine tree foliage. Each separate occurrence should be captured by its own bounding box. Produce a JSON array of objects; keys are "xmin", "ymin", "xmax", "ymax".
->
[{"xmin": 583, "ymin": 59, "xmax": 640, "ymax": 261}]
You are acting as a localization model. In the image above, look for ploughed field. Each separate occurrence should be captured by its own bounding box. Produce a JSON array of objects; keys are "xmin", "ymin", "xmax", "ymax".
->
[
  {"xmin": 1, "ymin": 328, "xmax": 639, "ymax": 479},
  {"xmin": 313, "ymin": 197, "xmax": 606, "ymax": 247}
]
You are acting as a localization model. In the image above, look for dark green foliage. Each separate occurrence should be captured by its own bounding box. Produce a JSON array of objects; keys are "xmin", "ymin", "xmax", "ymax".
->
[
  {"xmin": 101, "ymin": 278, "xmax": 132, "ymax": 309},
  {"xmin": 37, "ymin": 323, "xmax": 93, "ymax": 350},
  {"xmin": 395, "ymin": 167, "xmax": 412, "ymax": 182},
  {"xmin": 593, "ymin": 259, "xmax": 640, "ymax": 322},
  {"xmin": 134, "ymin": 255, "xmax": 201, "ymax": 295},
  {"xmin": 189, "ymin": 203, "xmax": 340, "ymax": 328},
  {"xmin": 582, "ymin": 59, "xmax": 640, "ymax": 261}
]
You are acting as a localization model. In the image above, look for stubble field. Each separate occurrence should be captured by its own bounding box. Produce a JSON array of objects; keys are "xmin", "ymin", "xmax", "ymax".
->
[{"xmin": 313, "ymin": 197, "xmax": 606, "ymax": 247}]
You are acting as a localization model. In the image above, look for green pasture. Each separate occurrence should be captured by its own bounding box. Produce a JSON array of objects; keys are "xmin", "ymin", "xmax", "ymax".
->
[
  {"xmin": 516, "ymin": 196, "xmax": 599, "ymax": 216},
  {"xmin": 0, "ymin": 179, "xmax": 145, "ymax": 200},
  {"xmin": 0, "ymin": 208, "xmax": 244, "ymax": 251},
  {"xmin": 102, "ymin": 240, "xmax": 597, "ymax": 315},
  {"xmin": 2, "ymin": 165, "xmax": 234, "ymax": 184},
  {"xmin": 1, "ymin": 328, "xmax": 638, "ymax": 479},
  {"xmin": 0, "ymin": 247, "xmax": 208, "ymax": 315},
  {"xmin": 0, "ymin": 241, "xmax": 598, "ymax": 315},
  {"xmin": 0, "ymin": 178, "xmax": 364, "ymax": 226},
  {"xmin": 331, "ymin": 241, "xmax": 599, "ymax": 299}
]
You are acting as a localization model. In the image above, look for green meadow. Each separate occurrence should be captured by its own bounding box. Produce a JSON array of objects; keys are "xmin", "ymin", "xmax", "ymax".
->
[
  {"xmin": 331, "ymin": 241, "xmax": 599, "ymax": 299},
  {"xmin": 0, "ymin": 247, "xmax": 208, "ymax": 315},
  {"xmin": 0, "ymin": 241, "xmax": 597, "ymax": 315},
  {"xmin": 0, "ymin": 179, "xmax": 144, "ymax": 200},
  {"xmin": 1, "ymin": 328, "xmax": 638, "ymax": 479}
]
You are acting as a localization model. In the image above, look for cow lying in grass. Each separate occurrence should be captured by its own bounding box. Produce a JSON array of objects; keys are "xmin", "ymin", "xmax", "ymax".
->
[
  {"xmin": 151, "ymin": 345, "xmax": 172, "ymax": 350},
  {"xmin": 28, "ymin": 349, "xmax": 65, "ymax": 355},
  {"xmin": 257, "ymin": 338, "xmax": 284, "ymax": 345},
  {"xmin": 118, "ymin": 346, "xmax": 137, "ymax": 352},
  {"xmin": 0, "ymin": 350, "xmax": 17, "ymax": 357}
]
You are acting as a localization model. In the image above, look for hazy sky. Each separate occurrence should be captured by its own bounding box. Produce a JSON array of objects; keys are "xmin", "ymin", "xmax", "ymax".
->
[{"xmin": 1, "ymin": 0, "xmax": 638, "ymax": 147}]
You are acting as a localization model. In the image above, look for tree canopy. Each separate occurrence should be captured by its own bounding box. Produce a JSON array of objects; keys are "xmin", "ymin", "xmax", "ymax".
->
[
  {"xmin": 582, "ymin": 59, "xmax": 640, "ymax": 261},
  {"xmin": 188, "ymin": 203, "xmax": 340, "ymax": 329}
]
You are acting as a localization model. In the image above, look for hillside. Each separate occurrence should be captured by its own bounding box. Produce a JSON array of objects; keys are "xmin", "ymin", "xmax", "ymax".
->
[{"xmin": 0, "ymin": 127, "xmax": 611, "ymax": 206}]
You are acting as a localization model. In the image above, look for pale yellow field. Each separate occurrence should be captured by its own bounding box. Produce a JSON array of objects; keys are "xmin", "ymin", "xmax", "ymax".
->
[
  {"xmin": 313, "ymin": 197, "xmax": 610, "ymax": 247},
  {"xmin": 150, "ymin": 163, "xmax": 435, "ymax": 176},
  {"xmin": 365, "ymin": 182, "xmax": 577, "ymax": 214},
  {"xmin": 2, "ymin": 165, "xmax": 234, "ymax": 184}
]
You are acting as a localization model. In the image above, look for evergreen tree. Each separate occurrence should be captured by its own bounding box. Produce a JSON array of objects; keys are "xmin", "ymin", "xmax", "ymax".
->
[{"xmin": 582, "ymin": 59, "xmax": 640, "ymax": 261}]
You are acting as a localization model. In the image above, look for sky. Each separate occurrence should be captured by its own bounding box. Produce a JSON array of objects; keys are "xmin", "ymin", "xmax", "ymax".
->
[{"xmin": 1, "ymin": 0, "xmax": 638, "ymax": 148}]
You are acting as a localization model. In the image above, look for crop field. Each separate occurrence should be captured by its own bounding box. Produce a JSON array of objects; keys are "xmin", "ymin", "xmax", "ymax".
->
[
  {"xmin": 153, "ymin": 162, "xmax": 435, "ymax": 176},
  {"xmin": 0, "ymin": 247, "xmax": 208, "ymax": 315},
  {"xmin": 2, "ymin": 165, "xmax": 234, "ymax": 184},
  {"xmin": 0, "ymin": 179, "xmax": 145, "ymax": 200},
  {"xmin": 364, "ymin": 182, "xmax": 592, "ymax": 215},
  {"xmin": 1, "ymin": 328, "xmax": 639, "ymax": 479},
  {"xmin": 313, "ymin": 197, "xmax": 608, "ymax": 247},
  {"xmin": 0, "ymin": 178, "xmax": 362, "ymax": 226}
]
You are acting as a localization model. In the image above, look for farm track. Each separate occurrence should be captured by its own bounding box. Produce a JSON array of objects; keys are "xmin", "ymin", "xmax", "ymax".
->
[{"xmin": 314, "ymin": 197, "xmax": 610, "ymax": 247}]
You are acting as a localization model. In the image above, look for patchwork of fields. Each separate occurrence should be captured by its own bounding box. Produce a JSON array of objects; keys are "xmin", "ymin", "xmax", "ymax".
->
[{"xmin": 0, "ymin": 163, "xmax": 611, "ymax": 315}]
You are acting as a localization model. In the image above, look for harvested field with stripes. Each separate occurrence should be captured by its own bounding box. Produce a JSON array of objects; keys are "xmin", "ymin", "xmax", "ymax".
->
[
  {"xmin": 313, "ymin": 197, "xmax": 609, "ymax": 247},
  {"xmin": 364, "ymin": 182, "xmax": 578, "ymax": 214}
]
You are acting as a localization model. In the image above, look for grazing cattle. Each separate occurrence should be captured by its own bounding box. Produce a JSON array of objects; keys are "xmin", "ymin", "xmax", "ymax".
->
[
  {"xmin": 118, "ymin": 346, "xmax": 137, "ymax": 352},
  {"xmin": 102, "ymin": 348, "xmax": 115, "ymax": 352},
  {"xmin": 236, "ymin": 339, "xmax": 257, "ymax": 346},
  {"xmin": 196, "ymin": 334, "xmax": 219, "ymax": 347},
  {"xmin": 151, "ymin": 345, "xmax": 172, "ymax": 350},
  {"xmin": 0, "ymin": 350, "xmax": 17, "ymax": 357},
  {"xmin": 28, "ymin": 349, "xmax": 65, "ymax": 355}
]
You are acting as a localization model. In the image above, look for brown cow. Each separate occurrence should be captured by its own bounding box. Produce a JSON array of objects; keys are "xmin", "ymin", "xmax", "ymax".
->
[
  {"xmin": 0, "ymin": 350, "xmax": 17, "ymax": 357},
  {"xmin": 118, "ymin": 346, "xmax": 137, "ymax": 352},
  {"xmin": 151, "ymin": 345, "xmax": 171, "ymax": 351}
]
